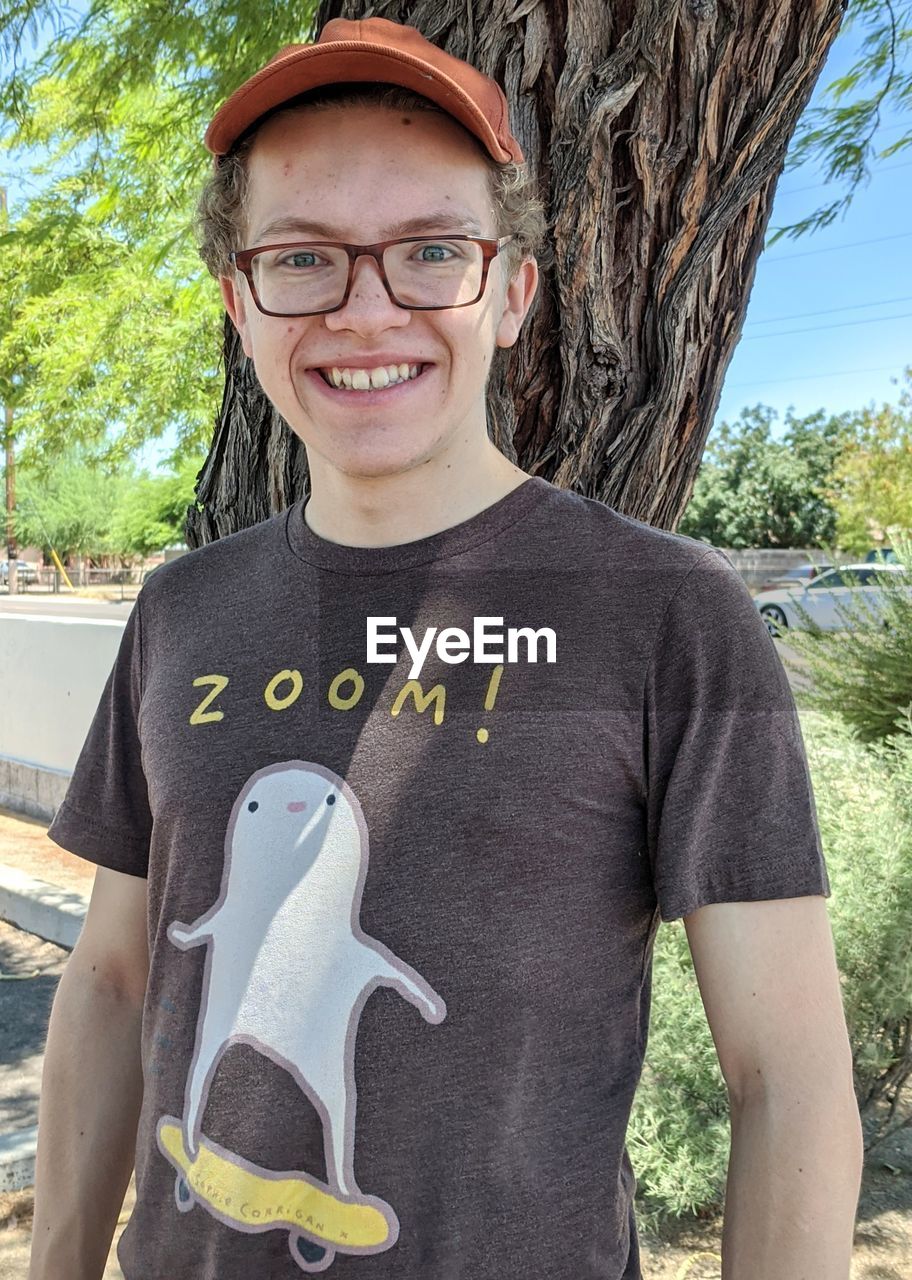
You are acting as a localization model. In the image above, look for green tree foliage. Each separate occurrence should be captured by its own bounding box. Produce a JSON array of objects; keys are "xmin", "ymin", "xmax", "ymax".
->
[
  {"xmin": 677, "ymin": 404, "xmax": 851, "ymax": 549},
  {"xmin": 6, "ymin": 447, "xmax": 204, "ymax": 559},
  {"xmin": 773, "ymin": 0, "xmax": 912, "ymax": 240},
  {"xmin": 824, "ymin": 375, "xmax": 912, "ymax": 553},
  {"xmin": 107, "ymin": 454, "xmax": 206, "ymax": 557},
  {"xmin": 0, "ymin": 0, "xmax": 321, "ymax": 466},
  {"xmin": 0, "ymin": 0, "xmax": 908, "ymax": 462},
  {"xmin": 11, "ymin": 446, "xmax": 131, "ymax": 558}
]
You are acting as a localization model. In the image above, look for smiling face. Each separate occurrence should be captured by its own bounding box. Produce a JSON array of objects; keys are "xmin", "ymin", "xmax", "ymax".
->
[{"xmin": 219, "ymin": 102, "xmax": 538, "ymax": 483}]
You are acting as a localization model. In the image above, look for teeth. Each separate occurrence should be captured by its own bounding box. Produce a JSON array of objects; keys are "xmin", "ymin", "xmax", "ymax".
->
[{"xmin": 322, "ymin": 363, "xmax": 424, "ymax": 391}]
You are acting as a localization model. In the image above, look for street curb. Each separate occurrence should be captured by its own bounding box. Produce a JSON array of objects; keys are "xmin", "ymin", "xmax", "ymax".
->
[
  {"xmin": 0, "ymin": 865, "xmax": 86, "ymax": 1194},
  {"xmin": 0, "ymin": 864, "xmax": 87, "ymax": 950},
  {"xmin": 0, "ymin": 1125, "xmax": 37, "ymax": 1194}
]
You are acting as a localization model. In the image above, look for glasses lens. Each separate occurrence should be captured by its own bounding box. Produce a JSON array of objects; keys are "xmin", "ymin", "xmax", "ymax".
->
[
  {"xmin": 385, "ymin": 239, "xmax": 484, "ymax": 308},
  {"xmin": 249, "ymin": 239, "xmax": 485, "ymax": 314},
  {"xmin": 251, "ymin": 244, "xmax": 350, "ymax": 315}
]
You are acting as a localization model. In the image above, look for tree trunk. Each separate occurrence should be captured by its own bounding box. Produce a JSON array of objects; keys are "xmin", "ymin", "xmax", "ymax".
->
[{"xmin": 186, "ymin": 0, "xmax": 847, "ymax": 548}]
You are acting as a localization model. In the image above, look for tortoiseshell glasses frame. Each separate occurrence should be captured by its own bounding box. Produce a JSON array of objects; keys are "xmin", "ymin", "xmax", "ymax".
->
[{"xmin": 229, "ymin": 234, "xmax": 516, "ymax": 317}]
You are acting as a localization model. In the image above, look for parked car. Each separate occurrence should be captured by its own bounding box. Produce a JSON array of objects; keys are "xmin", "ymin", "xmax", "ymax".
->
[
  {"xmin": 757, "ymin": 561, "xmax": 834, "ymax": 593},
  {"xmin": 864, "ymin": 547, "xmax": 898, "ymax": 564},
  {"xmin": 0, "ymin": 559, "xmax": 40, "ymax": 586},
  {"xmin": 754, "ymin": 563, "xmax": 910, "ymax": 637}
]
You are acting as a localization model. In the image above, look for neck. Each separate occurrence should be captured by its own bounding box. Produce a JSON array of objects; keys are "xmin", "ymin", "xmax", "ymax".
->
[{"xmin": 302, "ymin": 438, "xmax": 530, "ymax": 549}]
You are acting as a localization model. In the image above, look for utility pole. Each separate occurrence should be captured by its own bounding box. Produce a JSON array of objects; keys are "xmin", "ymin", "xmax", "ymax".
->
[{"xmin": 0, "ymin": 185, "xmax": 15, "ymax": 595}]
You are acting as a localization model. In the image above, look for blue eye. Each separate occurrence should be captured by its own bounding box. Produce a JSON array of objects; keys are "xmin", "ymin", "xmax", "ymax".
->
[
  {"xmin": 416, "ymin": 243, "xmax": 454, "ymax": 263},
  {"xmin": 280, "ymin": 250, "xmax": 319, "ymax": 269},
  {"xmin": 248, "ymin": 801, "xmax": 259, "ymax": 812},
  {"xmin": 326, "ymin": 795, "xmax": 335, "ymax": 806}
]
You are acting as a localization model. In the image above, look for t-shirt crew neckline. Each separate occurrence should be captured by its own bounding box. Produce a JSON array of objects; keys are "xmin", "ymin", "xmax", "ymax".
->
[{"xmin": 284, "ymin": 475, "xmax": 551, "ymax": 575}]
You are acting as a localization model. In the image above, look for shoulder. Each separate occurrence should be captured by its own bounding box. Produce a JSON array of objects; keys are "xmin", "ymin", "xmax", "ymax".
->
[
  {"xmin": 530, "ymin": 477, "xmax": 731, "ymax": 584},
  {"xmin": 137, "ymin": 505, "xmax": 291, "ymax": 609}
]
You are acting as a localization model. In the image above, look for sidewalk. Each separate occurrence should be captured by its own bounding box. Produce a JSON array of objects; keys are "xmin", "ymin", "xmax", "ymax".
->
[
  {"xmin": 0, "ymin": 807, "xmax": 95, "ymax": 897},
  {"xmin": 0, "ymin": 807, "xmax": 132, "ymax": 1277},
  {"xmin": 0, "ymin": 808, "xmax": 92, "ymax": 1195}
]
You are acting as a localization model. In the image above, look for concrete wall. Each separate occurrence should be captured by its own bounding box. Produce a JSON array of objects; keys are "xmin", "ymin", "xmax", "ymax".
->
[{"xmin": 0, "ymin": 614, "xmax": 125, "ymax": 820}]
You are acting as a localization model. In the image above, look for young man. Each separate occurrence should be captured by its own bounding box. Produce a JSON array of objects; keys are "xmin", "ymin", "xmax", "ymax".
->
[{"xmin": 33, "ymin": 16, "xmax": 862, "ymax": 1280}]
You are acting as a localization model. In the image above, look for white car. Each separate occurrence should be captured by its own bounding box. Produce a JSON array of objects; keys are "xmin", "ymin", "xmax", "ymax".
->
[{"xmin": 753, "ymin": 563, "xmax": 910, "ymax": 637}]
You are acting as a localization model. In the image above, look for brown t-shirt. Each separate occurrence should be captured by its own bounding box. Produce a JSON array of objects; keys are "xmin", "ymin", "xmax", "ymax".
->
[{"xmin": 48, "ymin": 476, "xmax": 829, "ymax": 1279}]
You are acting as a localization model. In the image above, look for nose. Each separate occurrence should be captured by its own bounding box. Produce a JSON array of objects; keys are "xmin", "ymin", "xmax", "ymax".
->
[
  {"xmin": 287, "ymin": 801, "xmax": 307, "ymax": 813},
  {"xmin": 324, "ymin": 253, "xmax": 410, "ymax": 333}
]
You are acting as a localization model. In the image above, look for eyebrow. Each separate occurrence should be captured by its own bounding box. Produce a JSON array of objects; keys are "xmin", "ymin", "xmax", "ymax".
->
[{"xmin": 251, "ymin": 211, "xmax": 486, "ymax": 243}]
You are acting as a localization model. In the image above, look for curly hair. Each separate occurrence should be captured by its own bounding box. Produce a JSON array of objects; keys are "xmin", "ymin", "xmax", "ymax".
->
[{"xmin": 195, "ymin": 82, "xmax": 549, "ymax": 288}]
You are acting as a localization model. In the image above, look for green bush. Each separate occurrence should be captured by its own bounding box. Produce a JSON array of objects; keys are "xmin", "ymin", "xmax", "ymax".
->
[
  {"xmin": 783, "ymin": 528, "xmax": 912, "ymax": 748},
  {"xmin": 627, "ymin": 920, "xmax": 728, "ymax": 1233},
  {"xmin": 629, "ymin": 707, "xmax": 912, "ymax": 1230},
  {"xmin": 814, "ymin": 712, "xmax": 912, "ymax": 1143}
]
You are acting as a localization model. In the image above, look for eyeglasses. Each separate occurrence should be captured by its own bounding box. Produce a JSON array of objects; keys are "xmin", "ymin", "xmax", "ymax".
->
[{"xmin": 229, "ymin": 235, "xmax": 516, "ymax": 318}]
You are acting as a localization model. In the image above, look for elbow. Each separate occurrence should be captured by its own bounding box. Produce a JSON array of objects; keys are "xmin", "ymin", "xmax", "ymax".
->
[
  {"xmin": 725, "ymin": 1047, "xmax": 858, "ymax": 1117},
  {"xmin": 66, "ymin": 944, "xmax": 148, "ymax": 1011},
  {"xmin": 727, "ymin": 1063, "xmax": 864, "ymax": 1159}
]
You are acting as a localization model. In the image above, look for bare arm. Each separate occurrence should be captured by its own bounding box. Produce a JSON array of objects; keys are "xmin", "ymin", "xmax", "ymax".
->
[
  {"xmin": 684, "ymin": 895, "xmax": 864, "ymax": 1279},
  {"xmin": 29, "ymin": 866, "xmax": 149, "ymax": 1280}
]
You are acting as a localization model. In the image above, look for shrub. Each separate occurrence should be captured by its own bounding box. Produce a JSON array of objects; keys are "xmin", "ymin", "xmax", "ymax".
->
[
  {"xmin": 783, "ymin": 528, "xmax": 912, "ymax": 748},
  {"xmin": 629, "ymin": 707, "xmax": 912, "ymax": 1229}
]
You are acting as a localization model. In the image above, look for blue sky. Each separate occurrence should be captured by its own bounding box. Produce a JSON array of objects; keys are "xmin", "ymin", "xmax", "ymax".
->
[
  {"xmin": 2, "ymin": 10, "xmax": 910, "ymax": 470},
  {"xmin": 714, "ymin": 26, "xmax": 911, "ymax": 434}
]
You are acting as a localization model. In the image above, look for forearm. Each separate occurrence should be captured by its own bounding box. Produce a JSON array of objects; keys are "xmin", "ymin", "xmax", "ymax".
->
[
  {"xmin": 721, "ymin": 1083, "xmax": 863, "ymax": 1278},
  {"xmin": 29, "ymin": 957, "xmax": 145, "ymax": 1280}
]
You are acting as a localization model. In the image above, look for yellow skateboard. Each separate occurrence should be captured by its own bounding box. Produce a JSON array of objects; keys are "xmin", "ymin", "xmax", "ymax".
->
[{"xmin": 157, "ymin": 1116, "xmax": 398, "ymax": 1272}]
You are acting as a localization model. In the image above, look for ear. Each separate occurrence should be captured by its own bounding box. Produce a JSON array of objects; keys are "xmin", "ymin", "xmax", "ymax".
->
[
  {"xmin": 219, "ymin": 273, "xmax": 255, "ymax": 359},
  {"xmin": 494, "ymin": 256, "xmax": 539, "ymax": 350}
]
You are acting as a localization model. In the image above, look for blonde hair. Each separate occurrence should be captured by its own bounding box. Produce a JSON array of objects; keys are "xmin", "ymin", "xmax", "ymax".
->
[{"xmin": 196, "ymin": 82, "xmax": 550, "ymax": 286}]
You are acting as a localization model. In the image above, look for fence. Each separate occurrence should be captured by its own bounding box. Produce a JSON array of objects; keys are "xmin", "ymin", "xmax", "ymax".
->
[
  {"xmin": 717, "ymin": 548, "xmax": 834, "ymax": 591},
  {"xmin": 1, "ymin": 564, "xmax": 155, "ymax": 600}
]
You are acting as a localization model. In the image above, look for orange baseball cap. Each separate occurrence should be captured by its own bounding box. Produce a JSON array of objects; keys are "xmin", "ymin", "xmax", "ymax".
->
[{"xmin": 204, "ymin": 16, "xmax": 524, "ymax": 164}]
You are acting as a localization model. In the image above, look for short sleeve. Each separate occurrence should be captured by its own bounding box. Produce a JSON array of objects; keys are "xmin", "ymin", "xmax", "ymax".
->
[
  {"xmin": 47, "ymin": 595, "xmax": 152, "ymax": 877},
  {"xmin": 644, "ymin": 548, "xmax": 830, "ymax": 922}
]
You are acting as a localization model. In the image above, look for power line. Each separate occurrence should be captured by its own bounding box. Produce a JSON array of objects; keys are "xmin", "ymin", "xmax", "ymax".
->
[
  {"xmin": 778, "ymin": 158, "xmax": 912, "ymax": 197},
  {"xmin": 762, "ymin": 230, "xmax": 912, "ymax": 261},
  {"xmin": 742, "ymin": 309, "xmax": 912, "ymax": 341},
  {"xmin": 745, "ymin": 293, "xmax": 912, "ymax": 326},
  {"xmin": 726, "ymin": 365, "xmax": 900, "ymax": 389}
]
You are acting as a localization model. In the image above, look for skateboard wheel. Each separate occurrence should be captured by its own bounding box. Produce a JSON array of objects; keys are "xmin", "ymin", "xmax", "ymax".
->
[
  {"xmin": 290, "ymin": 1232, "xmax": 328, "ymax": 1266},
  {"xmin": 175, "ymin": 1175, "xmax": 193, "ymax": 1213}
]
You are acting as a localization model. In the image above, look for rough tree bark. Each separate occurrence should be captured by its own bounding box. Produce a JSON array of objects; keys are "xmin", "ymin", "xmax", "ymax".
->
[{"xmin": 186, "ymin": 0, "xmax": 847, "ymax": 548}]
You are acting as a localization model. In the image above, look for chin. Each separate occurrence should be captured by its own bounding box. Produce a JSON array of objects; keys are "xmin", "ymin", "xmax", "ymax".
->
[{"xmin": 314, "ymin": 434, "xmax": 445, "ymax": 482}]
